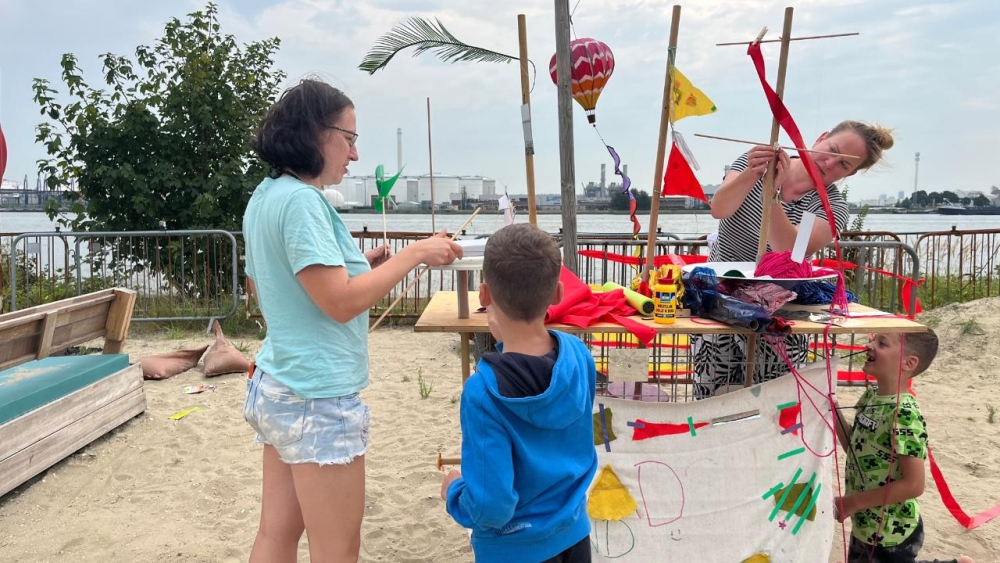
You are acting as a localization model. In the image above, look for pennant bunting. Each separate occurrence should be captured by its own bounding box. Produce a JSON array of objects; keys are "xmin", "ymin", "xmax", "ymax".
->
[
  {"xmin": 669, "ymin": 66, "xmax": 718, "ymax": 123},
  {"xmin": 663, "ymin": 143, "xmax": 708, "ymax": 203}
]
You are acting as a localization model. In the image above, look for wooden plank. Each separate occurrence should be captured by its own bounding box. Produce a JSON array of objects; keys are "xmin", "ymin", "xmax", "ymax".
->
[
  {"xmin": 0, "ymin": 339, "xmax": 44, "ymax": 372},
  {"xmin": 36, "ymin": 311, "xmax": 59, "ymax": 360},
  {"xmin": 103, "ymin": 289, "xmax": 137, "ymax": 354},
  {"xmin": 0, "ymin": 387, "xmax": 146, "ymax": 498},
  {"xmin": 414, "ymin": 291, "xmax": 927, "ymax": 335},
  {"xmin": 0, "ymin": 364, "xmax": 144, "ymax": 460},
  {"xmin": 0, "ymin": 291, "xmax": 116, "ymax": 328}
]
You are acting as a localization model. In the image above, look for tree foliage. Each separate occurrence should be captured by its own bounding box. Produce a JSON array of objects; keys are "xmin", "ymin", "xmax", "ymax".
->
[
  {"xmin": 33, "ymin": 2, "xmax": 285, "ymax": 232},
  {"xmin": 610, "ymin": 188, "xmax": 652, "ymax": 211}
]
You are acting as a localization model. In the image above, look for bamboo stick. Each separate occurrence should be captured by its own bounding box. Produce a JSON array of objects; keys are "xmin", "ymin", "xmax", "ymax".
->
[
  {"xmin": 427, "ymin": 97, "xmax": 436, "ymax": 232},
  {"xmin": 755, "ymin": 10, "xmax": 794, "ymax": 263},
  {"xmin": 693, "ymin": 133, "xmax": 861, "ymax": 159},
  {"xmin": 716, "ymin": 32, "xmax": 858, "ymax": 46},
  {"xmin": 369, "ymin": 207, "xmax": 482, "ymax": 332},
  {"xmin": 517, "ymin": 15, "xmax": 538, "ymax": 226},
  {"xmin": 642, "ymin": 5, "xmax": 682, "ymax": 283}
]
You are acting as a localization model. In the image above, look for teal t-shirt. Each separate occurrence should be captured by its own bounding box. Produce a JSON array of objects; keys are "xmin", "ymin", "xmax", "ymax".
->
[
  {"xmin": 243, "ymin": 175, "xmax": 371, "ymax": 398},
  {"xmin": 845, "ymin": 387, "xmax": 928, "ymax": 547}
]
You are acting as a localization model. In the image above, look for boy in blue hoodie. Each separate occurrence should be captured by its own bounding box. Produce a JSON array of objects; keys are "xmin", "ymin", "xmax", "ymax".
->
[{"xmin": 441, "ymin": 223, "xmax": 599, "ymax": 563}]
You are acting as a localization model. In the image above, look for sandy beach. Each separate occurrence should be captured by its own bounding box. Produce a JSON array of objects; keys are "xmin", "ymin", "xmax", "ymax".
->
[{"xmin": 1, "ymin": 298, "xmax": 998, "ymax": 562}]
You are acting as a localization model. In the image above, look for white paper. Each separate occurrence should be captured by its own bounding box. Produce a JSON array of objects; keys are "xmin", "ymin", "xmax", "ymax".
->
[
  {"xmin": 791, "ymin": 212, "xmax": 816, "ymax": 263},
  {"xmin": 672, "ymin": 130, "xmax": 700, "ymax": 171},
  {"xmin": 521, "ymin": 103, "xmax": 534, "ymax": 155},
  {"xmin": 455, "ymin": 238, "xmax": 487, "ymax": 257},
  {"xmin": 498, "ymin": 194, "xmax": 511, "ymax": 210},
  {"xmin": 606, "ymin": 348, "xmax": 650, "ymax": 383}
]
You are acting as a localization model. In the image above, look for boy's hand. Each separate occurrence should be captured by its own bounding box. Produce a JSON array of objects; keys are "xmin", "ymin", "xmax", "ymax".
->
[
  {"xmin": 833, "ymin": 495, "xmax": 857, "ymax": 523},
  {"xmin": 441, "ymin": 469, "xmax": 462, "ymax": 500}
]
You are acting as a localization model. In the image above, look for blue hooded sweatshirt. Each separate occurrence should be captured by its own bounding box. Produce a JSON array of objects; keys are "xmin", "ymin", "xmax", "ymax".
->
[{"xmin": 446, "ymin": 330, "xmax": 598, "ymax": 563}]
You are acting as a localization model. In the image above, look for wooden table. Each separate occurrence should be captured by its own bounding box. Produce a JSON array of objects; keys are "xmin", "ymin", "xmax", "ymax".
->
[{"xmin": 414, "ymin": 291, "xmax": 926, "ymax": 383}]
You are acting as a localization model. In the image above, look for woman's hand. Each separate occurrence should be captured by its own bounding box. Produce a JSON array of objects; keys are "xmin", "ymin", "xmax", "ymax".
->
[
  {"xmin": 413, "ymin": 230, "xmax": 464, "ymax": 266},
  {"xmin": 746, "ymin": 145, "xmax": 777, "ymax": 176},
  {"xmin": 364, "ymin": 245, "xmax": 392, "ymax": 268}
]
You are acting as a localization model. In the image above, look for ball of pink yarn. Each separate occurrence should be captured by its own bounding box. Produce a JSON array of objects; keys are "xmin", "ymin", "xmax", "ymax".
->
[{"xmin": 754, "ymin": 251, "xmax": 813, "ymax": 278}]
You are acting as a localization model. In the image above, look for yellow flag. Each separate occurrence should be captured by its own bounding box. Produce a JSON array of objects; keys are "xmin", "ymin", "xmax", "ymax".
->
[{"xmin": 669, "ymin": 67, "xmax": 717, "ymax": 122}]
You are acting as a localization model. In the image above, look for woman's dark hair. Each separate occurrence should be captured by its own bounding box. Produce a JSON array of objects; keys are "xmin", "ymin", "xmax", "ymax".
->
[{"xmin": 254, "ymin": 78, "xmax": 354, "ymax": 179}]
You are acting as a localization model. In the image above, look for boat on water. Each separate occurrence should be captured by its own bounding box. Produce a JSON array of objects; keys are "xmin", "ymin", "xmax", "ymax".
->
[{"xmin": 936, "ymin": 204, "xmax": 1000, "ymax": 215}]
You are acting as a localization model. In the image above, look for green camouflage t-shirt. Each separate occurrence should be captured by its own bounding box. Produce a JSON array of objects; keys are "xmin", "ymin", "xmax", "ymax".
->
[{"xmin": 845, "ymin": 387, "xmax": 928, "ymax": 547}]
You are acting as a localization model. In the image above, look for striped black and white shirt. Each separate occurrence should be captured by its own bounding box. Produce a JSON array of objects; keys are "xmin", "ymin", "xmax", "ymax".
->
[{"xmin": 709, "ymin": 153, "xmax": 850, "ymax": 263}]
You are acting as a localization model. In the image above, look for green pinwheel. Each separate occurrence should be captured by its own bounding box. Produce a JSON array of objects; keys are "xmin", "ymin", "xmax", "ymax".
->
[{"xmin": 372, "ymin": 164, "xmax": 403, "ymax": 212}]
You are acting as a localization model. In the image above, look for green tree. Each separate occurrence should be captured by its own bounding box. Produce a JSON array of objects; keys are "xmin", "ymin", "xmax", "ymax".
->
[
  {"xmin": 610, "ymin": 188, "xmax": 652, "ymax": 211},
  {"xmin": 33, "ymin": 2, "xmax": 284, "ymax": 232},
  {"xmin": 973, "ymin": 194, "xmax": 991, "ymax": 207},
  {"xmin": 32, "ymin": 3, "xmax": 284, "ymax": 299}
]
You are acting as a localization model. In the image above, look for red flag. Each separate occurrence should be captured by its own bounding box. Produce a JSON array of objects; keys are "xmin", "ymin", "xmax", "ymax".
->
[
  {"xmin": 0, "ymin": 122, "xmax": 8, "ymax": 182},
  {"xmin": 662, "ymin": 143, "xmax": 707, "ymax": 202}
]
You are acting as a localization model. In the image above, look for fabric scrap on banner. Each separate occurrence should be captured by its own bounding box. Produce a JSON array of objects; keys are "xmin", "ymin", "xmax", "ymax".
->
[{"xmin": 588, "ymin": 465, "xmax": 639, "ymax": 521}]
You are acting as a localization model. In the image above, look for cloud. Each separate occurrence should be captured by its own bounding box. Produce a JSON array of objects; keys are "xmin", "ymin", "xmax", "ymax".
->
[{"xmin": 1, "ymin": 0, "xmax": 997, "ymax": 205}]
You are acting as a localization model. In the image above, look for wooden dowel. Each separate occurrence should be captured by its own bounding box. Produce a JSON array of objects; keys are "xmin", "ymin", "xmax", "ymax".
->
[
  {"xmin": 517, "ymin": 15, "xmax": 538, "ymax": 227},
  {"xmin": 693, "ymin": 133, "xmax": 861, "ymax": 159},
  {"xmin": 437, "ymin": 453, "xmax": 461, "ymax": 470},
  {"xmin": 427, "ymin": 97, "xmax": 436, "ymax": 232},
  {"xmin": 642, "ymin": 4, "xmax": 682, "ymax": 283},
  {"xmin": 369, "ymin": 207, "xmax": 482, "ymax": 332},
  {"xmin": 716, "ymin": 32, "xmax": 858, "ymax": 46},
  {"xmin": 755, "ymin": 8, "xmax": 795, "ymax": 263}
]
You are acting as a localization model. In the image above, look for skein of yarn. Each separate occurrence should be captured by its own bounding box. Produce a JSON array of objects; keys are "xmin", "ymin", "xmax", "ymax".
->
[{"xmin": 754, "ymin": 251, "xmax": 850, "ymax": 313}]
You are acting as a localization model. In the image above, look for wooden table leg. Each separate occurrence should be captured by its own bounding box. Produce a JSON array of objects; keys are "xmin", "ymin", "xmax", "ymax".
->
[
  {"xmin": 461, "ymin": 332, "xmax": 472, "ymax": 384},
  {"xmin": 457, "ymin": 271, "xmax": 470, "ymax": 319}
]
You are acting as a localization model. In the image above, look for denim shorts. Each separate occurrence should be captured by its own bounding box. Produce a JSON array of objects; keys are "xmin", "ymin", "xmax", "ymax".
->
[{"xmin": 243, "ymin": 368, "xmax": 370, "ymax": 465}]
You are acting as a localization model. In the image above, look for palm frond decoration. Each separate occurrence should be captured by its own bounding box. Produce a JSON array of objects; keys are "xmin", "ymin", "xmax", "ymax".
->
[{"xmin": 359, "ymin": 17, "xmax": 520, "ymax": 75}]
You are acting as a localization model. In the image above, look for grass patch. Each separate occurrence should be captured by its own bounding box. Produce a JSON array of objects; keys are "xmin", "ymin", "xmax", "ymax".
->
[
  {"xmin": 417, "ymin": 367, "xmax": 433, "ymax": 399},
  {"xmin": 956, "ymin": 317, "xmax": 985, "ymax": 336}
]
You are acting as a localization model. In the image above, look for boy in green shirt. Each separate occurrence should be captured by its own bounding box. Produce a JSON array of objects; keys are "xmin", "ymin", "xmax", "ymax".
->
[{"xmin": 833, "ymin": 330, "xmax": 973, "ymax": 563}]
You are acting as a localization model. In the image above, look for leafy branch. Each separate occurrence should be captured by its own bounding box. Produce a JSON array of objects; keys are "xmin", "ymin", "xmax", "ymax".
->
[{"xmin": 358, "ymin": 16, "xmax": 535, "ymax": 88}]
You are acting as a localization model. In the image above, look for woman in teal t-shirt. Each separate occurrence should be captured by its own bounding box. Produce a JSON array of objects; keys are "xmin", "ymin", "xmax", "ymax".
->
[{"xmin": 242, "ymin": 78, "xmax": 463, "ymax": 562}]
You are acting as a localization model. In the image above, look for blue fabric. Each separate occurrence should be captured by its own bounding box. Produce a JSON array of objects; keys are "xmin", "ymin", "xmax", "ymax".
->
[
  {"xmin": 446, "ymin": 331, "xmax": 598, "ymax": 563},
  {"xmin": 0, "ymin": 354, "xmax": 130, "ymax": 425},
  {"xmin": 243, "ymin": 175, "xmax": 371, "ymax": 399},
  {"xmin": 792, "ymin": 281, "xmax": 858, "ymax": 305}
]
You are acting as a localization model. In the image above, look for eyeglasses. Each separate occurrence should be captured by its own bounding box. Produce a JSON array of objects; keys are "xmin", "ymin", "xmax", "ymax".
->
[{"xmin": 328, "ymin": 125, "xmax": 359, "ymax": 148}]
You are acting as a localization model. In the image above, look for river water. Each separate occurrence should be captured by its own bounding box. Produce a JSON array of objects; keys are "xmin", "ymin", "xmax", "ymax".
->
[{"xmin": 2, "ymin": 211, "xmax": 997, "ymax": 238}]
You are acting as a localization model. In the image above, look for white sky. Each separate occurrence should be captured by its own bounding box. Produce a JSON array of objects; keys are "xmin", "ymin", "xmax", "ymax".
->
[{"xmin": 1, "ymin": 0, "xmax": 997, "ymax": 202}]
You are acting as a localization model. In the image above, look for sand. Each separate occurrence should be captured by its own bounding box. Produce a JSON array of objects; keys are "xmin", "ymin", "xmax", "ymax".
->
[{"xmin": 1, "ymin": 299, "xmax": 998, "ymax": 563}]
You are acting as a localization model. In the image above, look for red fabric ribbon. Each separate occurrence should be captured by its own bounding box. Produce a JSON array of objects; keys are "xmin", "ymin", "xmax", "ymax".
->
[
  {"xmin": 546, "ymin": 266, "xmax": 656, "ymax": 346},
  {"xmin": 905, "ymin": 386, "xmax": 1000, "ymax": 529},
  {"xmin": 746, "ymin": 43, "xmax": 848, "ymax": 311},
  {"xmin": 577, "ymin": 249, "xmax": 708, "ymax": 267}
]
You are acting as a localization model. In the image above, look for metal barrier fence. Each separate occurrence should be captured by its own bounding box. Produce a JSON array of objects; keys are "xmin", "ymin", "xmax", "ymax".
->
[
  {"xmin": 6, "ymin": 230, "xmax": 239, "ymax": 325},
  {"xmin": 3, "ymin": 227, "xmax": 998, "ymax": 323}
]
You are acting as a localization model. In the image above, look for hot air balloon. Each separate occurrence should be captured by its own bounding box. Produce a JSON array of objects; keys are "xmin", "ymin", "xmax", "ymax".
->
[{"xmin": 549, "ymin": 37, "xmax": 615, "ymax": 124}]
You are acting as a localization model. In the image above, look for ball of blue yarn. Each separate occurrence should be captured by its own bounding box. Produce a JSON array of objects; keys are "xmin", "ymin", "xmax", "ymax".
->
[{"xmin": 792, "ymin": 281, "xmax": 858, "ymax": 305}]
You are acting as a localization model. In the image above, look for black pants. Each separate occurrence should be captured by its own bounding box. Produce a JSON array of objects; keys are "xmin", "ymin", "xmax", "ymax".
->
[
  {"xmin": 847, "ymin": 519, "xmax": 958, "ymax": 563},
  {"xmin": 541, "ymin": 536, "xmax": 591, "ymax": 563}
]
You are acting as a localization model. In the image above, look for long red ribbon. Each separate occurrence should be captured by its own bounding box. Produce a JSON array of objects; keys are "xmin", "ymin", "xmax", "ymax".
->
[
  {"xmin": 746, "ymin": 43, "xmax": 849, "ymax": 313},
  {"xmin": 907, "ymin": 385, "xmax": 1000, "ymax": 530}
]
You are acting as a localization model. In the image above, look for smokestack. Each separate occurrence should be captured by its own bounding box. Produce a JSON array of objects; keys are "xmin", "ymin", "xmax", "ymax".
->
[
  {"xmin": 623, "ymin": 164, "xmax": 628, "ymax": 179},
  {"xmin": 397, "ymin": 128, "xmax": 403, "ymax": 173},
  {"xmin": 600, "ymin": 163, "xmax": 606, "ymax": 189}
]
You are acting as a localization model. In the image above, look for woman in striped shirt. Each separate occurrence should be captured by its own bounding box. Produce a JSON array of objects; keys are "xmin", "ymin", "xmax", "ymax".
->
[{"xmin": 693, "ymin": 121, "xmax": 894, "ymax": 399}]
